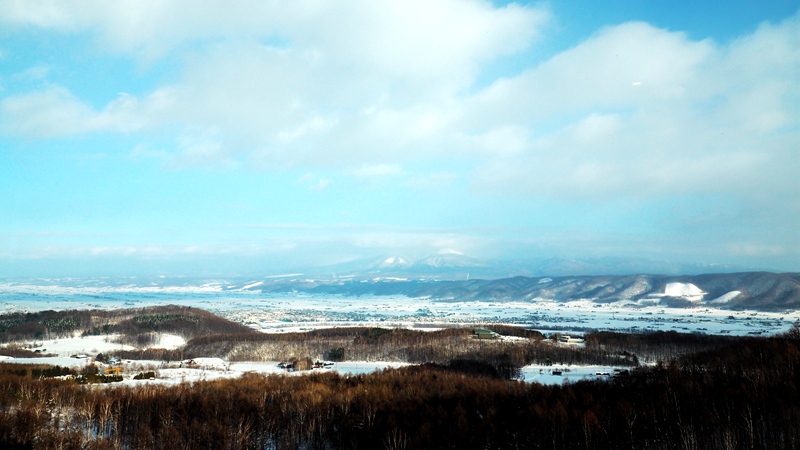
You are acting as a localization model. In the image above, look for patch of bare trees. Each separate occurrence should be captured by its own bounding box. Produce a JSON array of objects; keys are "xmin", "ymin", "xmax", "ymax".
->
[{"xmin": 2, "ymin": 334, "xmax": 799, "ymax": 448}]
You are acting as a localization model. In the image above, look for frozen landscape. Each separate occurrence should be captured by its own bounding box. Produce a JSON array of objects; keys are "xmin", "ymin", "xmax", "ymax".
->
[
  {"xmin": 1, "ymin": 277, "xmax": 797, "ymax": 337},
  {"xmin": 1, "ymin": 275, "xmax": 796, "ymax": 387},
  {"xmin": 1, "ymin": 353, "xmax": 625, "ymax": 386},
  {"xmin": 0, "ymin": 335, "xmax": 628, "ymax": 387}
]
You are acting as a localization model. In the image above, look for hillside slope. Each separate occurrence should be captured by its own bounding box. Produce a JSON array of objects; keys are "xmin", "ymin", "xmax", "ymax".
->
[
  {"xmin": 0, "ymin": 305, "xmax": 253, "ymax": 344},
  {"xmin": 250, "ymin": 272, "xmax": 800, "ymax": 311}
]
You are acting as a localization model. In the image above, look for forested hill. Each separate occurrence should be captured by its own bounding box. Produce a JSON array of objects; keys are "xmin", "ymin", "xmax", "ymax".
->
[
  {"xmin": 248, "ymin": 271, "xmax": 800, "ymax": 311},
  {"xmin": 0, "ymin": 305, "xmax": 253, "ymax": 344}
]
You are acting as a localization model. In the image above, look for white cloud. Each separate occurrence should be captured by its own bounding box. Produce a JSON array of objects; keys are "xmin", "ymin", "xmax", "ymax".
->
[
  {"xmin": 1, "ymin": 2, "xmax": 797, "ymax": 212},
  {"xmin": 0, "ymin": 86, "xmax": 164, "ymax": 136},
  {"xmin": 726, "ymin": 243, "xmax": 789, "ymax": 258},
  {"xmin": 0, "ymin": 86, "xmax": 95, "ymax": 137},
  {"xmin": 0, "ymin": 0, "xmax": 549, "ymax": 72},
  {"xmin": 0, "ymin": 1, "xmax": 547, "ymax": 167},
  {"xmin": 12, "ymin": 64, "xmax": 50, "ymax": 82},
  {"xmin": 469, "ymin": 14, "xmax": 800, "ymax": 202},
  {"xmin": 128, "ymin": 143, "xmax": 170, "ymax": 161},
  {"xmin": 347, "ymin": 164, "xmax": 405, "ymax": 179},
  {"xmin": 463, "ymin": 21, "xmax": 716, "ymax": 131},
  {"xmin": 404, "ymin": 172, "xmax": 458, "ymax": 190},
  {"xmin": 298, "ymin": 173, "xmax": 332, "ymax": 192}
]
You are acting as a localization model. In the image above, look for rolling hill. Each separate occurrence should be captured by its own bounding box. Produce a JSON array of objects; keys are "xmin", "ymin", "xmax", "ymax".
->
[{"xmin": 246, "ymin": 272, "xmax": 800, "ymax": 311}]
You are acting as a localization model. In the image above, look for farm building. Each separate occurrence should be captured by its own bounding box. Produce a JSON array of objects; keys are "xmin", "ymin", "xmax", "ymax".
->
[{"xmin": 473, "ymin": 328, "xmax": 500, "ymax": 339}]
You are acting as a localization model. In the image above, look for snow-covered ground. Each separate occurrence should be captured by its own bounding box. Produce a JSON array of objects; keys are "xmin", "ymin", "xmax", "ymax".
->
[
  {"xmin": 1, "ymin": 281, "xmax": 797, "ymax": 337},
  {"xmin": 710, "ymin": 291, "xmax": 741, "ymax": 304},
  {"xmin": 0, "ymin": 352, "xmax": 613, "ymax": 386},
  {"xmin": 2, "ymin": 356, "xmax": 94, "ymax": 368},
  {"xmin": 520, "ymin": 364, "xmax": 627, "ymax": 385},
  {"xmin": 223, "ymin": 298, "xmax": 795, "ymax": 337},
  {"xmin": 0, "ymin": 354, "xmax": 414, "ymax": 385},
  {"xmin": 151, "ymin": 334, "xmax": 186, "ymax": 349},
  {"xmin": 12, "ymin": 334, "xmax": 135, "ymax": 357},
  {"xmin": 1, "ymin": 333, "xmax": 593, "ymax": 387},
  {"xmin": 661, "ymin": 282, "xmax": 705, "ymax": 302},
  {"xmin": 3, "ymin": 281, "xmax": 793, "ymax": 389}
]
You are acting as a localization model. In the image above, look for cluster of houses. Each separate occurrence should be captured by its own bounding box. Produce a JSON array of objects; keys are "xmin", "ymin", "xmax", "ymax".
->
[
  {"xmin": 277, "ymin": 360, "xmax": 335, "ymax": 372},
  {"xmin": 472, "ymin": 328, "xmax": 587, "ymax": 346}
]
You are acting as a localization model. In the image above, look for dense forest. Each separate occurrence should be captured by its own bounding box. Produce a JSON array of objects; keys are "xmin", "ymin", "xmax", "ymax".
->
[
  {"xmin": 112, "ymin": 326, "xmax": 740, "ymax": 373},
  {"xmin": 0, "ymin": 306, "xmax": 253, "ymax": 346},
  {"xmin": 173, "ymin": 325, "xmax": 638, "ymax": 369},
  {"xmin": 0, "ymin": 330, "xmax": 799, "ymax": 449},
  {"xmin": 0, "ymin": 306, "xmax": 747, "ymax": 369}
]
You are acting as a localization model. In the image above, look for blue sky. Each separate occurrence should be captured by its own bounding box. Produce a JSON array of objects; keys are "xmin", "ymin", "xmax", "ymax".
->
[{"xmin": 1, "ymin": 1, "xmax": 799, "ymax": 277}]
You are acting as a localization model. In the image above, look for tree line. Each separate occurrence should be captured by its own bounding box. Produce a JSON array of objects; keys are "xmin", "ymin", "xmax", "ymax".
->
[
  {"xmin": 172, "ymin": 326, "xmax": 638, "ymax": 369},
  {"xmin": 1, "ymin": 333, "xmax": 799, "ymax": 449},
  {"xmin": 585, "ymin": 330, "xmax": 741, "ymax": 363},
  {"xmin": 0, "ymin": 305, "xmax": 252, "ymax": 345}
]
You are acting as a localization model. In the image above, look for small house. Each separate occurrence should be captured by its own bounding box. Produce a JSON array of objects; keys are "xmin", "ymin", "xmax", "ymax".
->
[
  {"xmin": 557, "ymin": 335, "xmax": 585, "ymax": 345},
  {"xmin": 473, "ymin": 328, "xmax": 500, "ymax": 339}
]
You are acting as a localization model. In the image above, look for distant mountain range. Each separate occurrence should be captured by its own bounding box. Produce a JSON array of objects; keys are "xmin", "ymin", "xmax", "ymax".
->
[
  {"xmin": 4, "ymin": 252, "xmax": 796, "ymax": 312},
  {"xmin": 240, "ymin": 271, "xmax": 800, "ymax": 312},
  {"xmin": 302, "ymin": 252, "xmax": 765, "ymax": 280},
  {"xmin": 363, "ymin": 250, "xmax": 492, "ymax": 277}
]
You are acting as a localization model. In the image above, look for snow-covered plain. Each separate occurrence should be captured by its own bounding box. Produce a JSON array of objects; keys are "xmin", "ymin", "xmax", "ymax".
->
[
  {"xmin": 0, "ymin": 354, "xmax": 420, "ymax": 385},
  {"xmin": 1, "ymin": 280, "xmax": 797, "ymax": 337},
  {"xmin": 520, "ymin": 365, "xmax": 627, "ymax": 385},
  {"xmin": 0, "ymin": 351, "xmax": 617, "ymax": 386},
  {"xmin": 3, "ymin": 279, "xmax": 795, "ymax": 387}
]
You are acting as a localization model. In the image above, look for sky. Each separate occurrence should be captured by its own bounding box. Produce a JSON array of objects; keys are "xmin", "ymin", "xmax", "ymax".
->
[{"xmin": 0, "ymin": 0, "xmax": 799, "ymax": 277}]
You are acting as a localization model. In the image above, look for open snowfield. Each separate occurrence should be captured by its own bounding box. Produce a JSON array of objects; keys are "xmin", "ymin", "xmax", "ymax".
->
[
  {"xmin": 1, "ymin": 333, "xmax": 611, "ymax": 387},
  {"xmin": 2, "ymin": 277, "xmax": 773, "ymax": 387},
  {"xmin": 152, "ymin": 333, "xmax": 186, "ymax": 349},
  {"xmin": 0, "ymin": 352, "xmax": 422, "ymax": 385},
  {"xmin": 15, "ymin": 334, "xmax": 135, "ymax": 357},
  {"xmin": 520, "ymin": 364, "xmax": 627, "ymax": 385},
  {"xmin": 0, "ymin": 350, "xmax": 610, "ymax": 386},
  {"xmin": 222, "ymin": 297, "xmax": 796, "ymax": 337},
  {"xmin": 1, "ymin": 279, "xmax": 798, "ymax": 339}
]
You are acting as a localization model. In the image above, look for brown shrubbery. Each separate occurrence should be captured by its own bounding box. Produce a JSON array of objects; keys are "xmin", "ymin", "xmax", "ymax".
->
[
  {"xmin": 0, "ymin": 335, "xmax": 799, "ymax": 449},
  {"xmin": 182, "ymin": 326, "xmax": 638, "ymax": 369},
  {"xmin": 585, "ymin": 329, "xmax": 740, "ymax": 363}
]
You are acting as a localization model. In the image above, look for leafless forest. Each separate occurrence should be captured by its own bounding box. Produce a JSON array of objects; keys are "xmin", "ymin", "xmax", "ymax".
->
[{"xmin": 1, "ymin": 324, "xmax": 799, "ymax": 449}]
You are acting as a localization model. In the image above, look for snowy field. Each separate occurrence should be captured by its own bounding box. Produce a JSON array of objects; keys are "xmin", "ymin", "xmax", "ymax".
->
[
  {"xmin": 1, "ymin": 280, "xmax": 798, "ymax": 337},
  {"xmin": 520, "ymin": 365, "xmax": 628, "ymax": 385},
  {"xmin": 9, "ymin": 333, "xmax": 185, "ymax": 358},
  {"xmin": 0, "ymin": 354, "xmax": 417, "ymax": 384},
  {"xmin": 0, "ymin": 352, "xmax": 616, "ymax": 386},
  {"xmin": 1, "ymin": 279, "xmax": 794, "ymax": 388}
]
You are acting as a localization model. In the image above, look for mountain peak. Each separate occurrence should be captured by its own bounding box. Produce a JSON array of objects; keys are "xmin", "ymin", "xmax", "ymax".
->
[{"xmin": 373, "ymin": 256, "xmax": 411, "ymax": 269}]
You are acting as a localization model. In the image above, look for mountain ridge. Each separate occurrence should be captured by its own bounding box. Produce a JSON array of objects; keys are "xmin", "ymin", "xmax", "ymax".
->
[
  {"xmin": 301, "ymin": 253, "xmax": 772, "ymax": 280},
  {"xmin": 246, "ymin": 271, "xmax": 800, "ymax": 312}
]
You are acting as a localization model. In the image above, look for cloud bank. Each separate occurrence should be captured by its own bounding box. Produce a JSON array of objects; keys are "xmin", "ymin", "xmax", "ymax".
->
[{"xmin": 1, "ymin": 1, "xmax": 798, "ymax": 273}]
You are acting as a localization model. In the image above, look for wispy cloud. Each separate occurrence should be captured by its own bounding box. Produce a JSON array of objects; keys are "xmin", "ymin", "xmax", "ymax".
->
[{"xmin": 297, "ymin": 173, "xmax": 333, "ymax": 192}]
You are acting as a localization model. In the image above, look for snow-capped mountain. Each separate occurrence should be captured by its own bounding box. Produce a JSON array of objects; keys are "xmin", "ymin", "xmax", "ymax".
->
[
  {"xmin": 311, "ymin": 254, "xmax": 759, "ymax": 282},
  {"xmin": 239, "ymin": 271, "xmax": 800, "ymax": 312},
  {"xmin": 6, "ymin": 271, "xmax": 800, "ymax": 312},
  {"xmin": 353, "ymin": 250, "xmax": 508, "ymax": 279},
  {"xmin": 372, "ymin": 256, "xmax": 412, "ymax": 269}
]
